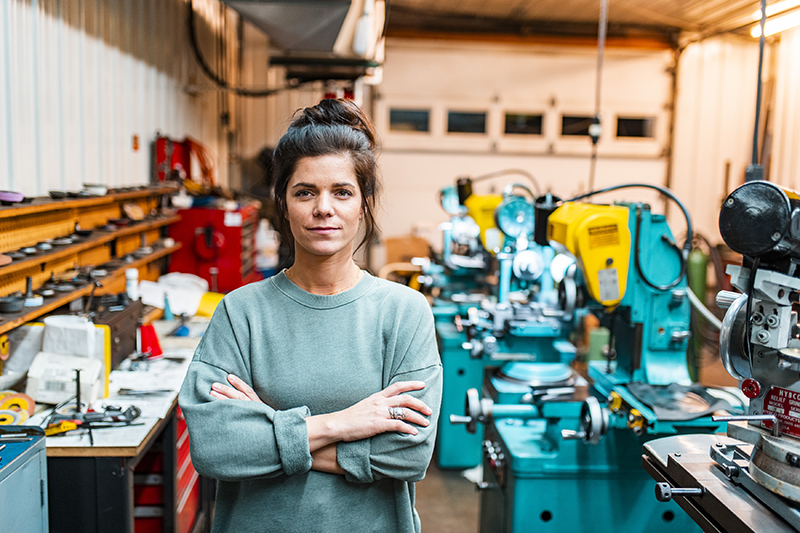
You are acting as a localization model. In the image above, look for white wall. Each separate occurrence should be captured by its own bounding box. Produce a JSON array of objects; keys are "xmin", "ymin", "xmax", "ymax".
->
[
  {"xmin": 772, "ymin": 26, "xmax": 800, "ymax": 192},
  {"xmin": 0, "ymin": 0, "xmax": 321, "ymax": 197},
  {"xmin": 0, "ymin": 0, "xmax": 233, "ymax": 194},
  {"xmin": 374, "ymin": 39, "xmax": 675, "ymax": 260},
  {"xmin": 670, "ymin": 35, "xmax": 761, "ymax": 242}
]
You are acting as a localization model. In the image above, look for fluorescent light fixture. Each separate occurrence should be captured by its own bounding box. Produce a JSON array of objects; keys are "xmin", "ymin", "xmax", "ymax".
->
[
  {"xmin": 752, "ymin": 0, "xmax": 800, "ymax": 20},
  {"xmin": 751, "ymin": 10, "xmax": 800, "ymax": 36}
]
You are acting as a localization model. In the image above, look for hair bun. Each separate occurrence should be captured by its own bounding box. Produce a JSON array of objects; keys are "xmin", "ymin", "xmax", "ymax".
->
[{"xmin": 293, "ymin": 98, "xmax": 376, "ymax": 149}]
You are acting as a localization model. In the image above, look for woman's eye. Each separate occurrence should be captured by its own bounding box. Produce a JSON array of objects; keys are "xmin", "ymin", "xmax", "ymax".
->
[
  {"xmin": 295, "ymin": 190, "xmax": 312, "ymax": 197},
  {"xmin": 335, "ymin": 189, "xmax": 354, "ymax": 198}
]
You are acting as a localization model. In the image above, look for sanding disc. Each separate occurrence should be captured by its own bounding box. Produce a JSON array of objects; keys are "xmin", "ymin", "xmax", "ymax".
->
[
  {"xmin": 0, "ymin": 409, "xmax": 21, "ymax": 425},
  {"xmin": 0, "ymin": 392, "xmax": 35, "ymax": 415}
]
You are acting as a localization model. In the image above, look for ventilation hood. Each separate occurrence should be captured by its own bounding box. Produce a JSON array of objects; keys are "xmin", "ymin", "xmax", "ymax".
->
[{"xmin": 224, "ymin": 0, "xmax": 385, "ymax": 58}]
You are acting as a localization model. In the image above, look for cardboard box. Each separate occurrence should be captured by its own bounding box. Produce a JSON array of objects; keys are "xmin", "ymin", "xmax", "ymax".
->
[{"xmin": 384, "ymin": 236, "xmax": 430, "ymax": 265}]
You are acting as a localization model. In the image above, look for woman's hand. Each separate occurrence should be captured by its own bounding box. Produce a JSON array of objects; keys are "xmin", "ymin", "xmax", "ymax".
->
[
  {"xmin": 309, "ymin": 381, "xmax": 433, "ymax": 446},
  {"xmin": 210, "ymin": 374, "xmax": 262, "ymax": 403}
]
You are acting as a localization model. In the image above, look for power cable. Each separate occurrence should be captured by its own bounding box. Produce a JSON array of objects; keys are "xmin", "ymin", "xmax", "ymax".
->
[
  {"xmin": 746, "ymin": 0, "xmax": 767, "ymax": 181},
  {"xmin": 187, "ymin": 0, "xmax": 301, "ymax": 97}
]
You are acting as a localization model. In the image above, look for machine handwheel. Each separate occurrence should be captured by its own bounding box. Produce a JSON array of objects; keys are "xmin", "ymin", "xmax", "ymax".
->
[
  {"xmin": 718, "ymin": 293, "xmax": 750, "ymax": 381},
  {"xmin": 464, "ymin": 388, "xmax": 481, "ymax": 435},
  {"xmin": 579, "ymin": 396, "xmax": 608, "ymax": 445}
]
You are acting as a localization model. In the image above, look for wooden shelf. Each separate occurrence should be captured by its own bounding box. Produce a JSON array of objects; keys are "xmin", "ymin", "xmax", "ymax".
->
[
  {"xmin": 0, "ymin": 243, "xmax": 182, "ymax": 335},
  {"xmin": 0, "ymin": 186, "xmax": 179, "ymax": 219},
  {"xmin": 0, "ymin": 215, "xmax": 180, "ymax": 278}
]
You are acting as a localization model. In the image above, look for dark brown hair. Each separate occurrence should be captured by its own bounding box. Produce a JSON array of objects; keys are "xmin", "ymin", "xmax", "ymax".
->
[{"xmin": 272, "ymin": 98, "xmax": 380, "ymax": 254}]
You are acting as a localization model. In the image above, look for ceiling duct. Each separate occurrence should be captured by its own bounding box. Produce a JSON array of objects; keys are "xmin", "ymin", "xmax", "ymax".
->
[{"xmin": 224, "ymin": 0, "xmax": 386, "ymax": 82}]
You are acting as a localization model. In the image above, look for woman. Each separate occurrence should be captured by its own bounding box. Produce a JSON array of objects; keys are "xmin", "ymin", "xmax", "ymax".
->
[{"xmin": 179, "ymin": 98, "xmax": 442, "ymax": 533}]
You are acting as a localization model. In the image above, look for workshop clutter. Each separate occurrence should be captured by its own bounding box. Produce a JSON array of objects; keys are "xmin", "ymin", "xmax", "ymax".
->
[
  {"xmin": 25, "ymin": 315, "xmax": 110, "ymax": 407},
  {"xmin": 0, "ymin": 390, "xmax": 35, "ymax": 425}
]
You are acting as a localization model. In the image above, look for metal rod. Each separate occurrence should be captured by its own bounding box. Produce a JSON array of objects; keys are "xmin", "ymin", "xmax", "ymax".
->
[{"xmin": 713, "ymin": 414, "xmax": 779, "ymax": 437}]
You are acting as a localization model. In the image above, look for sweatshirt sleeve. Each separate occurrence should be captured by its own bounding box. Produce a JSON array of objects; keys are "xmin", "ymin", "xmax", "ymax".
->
[
  {"xmin": 178, "ymin": 299, "xmax": 313, "ymax": 482},
  {"xmin": 336, "ymin": 299, "xmax": 443, "ymax": 483}
]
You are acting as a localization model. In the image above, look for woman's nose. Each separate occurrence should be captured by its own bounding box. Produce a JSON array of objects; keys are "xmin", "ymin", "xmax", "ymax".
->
[{"xmin": 313, "ymin": 194, "xmax": 334, "ymax": 217}]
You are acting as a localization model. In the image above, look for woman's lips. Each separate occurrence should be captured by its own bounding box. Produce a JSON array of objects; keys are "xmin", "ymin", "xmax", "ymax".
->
[{"xmin": 308, "ymin": 227, "xmax": 339, "ymax": 235}]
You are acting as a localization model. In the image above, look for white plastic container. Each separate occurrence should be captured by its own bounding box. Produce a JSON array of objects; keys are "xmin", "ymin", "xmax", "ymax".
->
[{"xmin": 125, "ymin": 268, "xmax": 140, "ymax": 300}]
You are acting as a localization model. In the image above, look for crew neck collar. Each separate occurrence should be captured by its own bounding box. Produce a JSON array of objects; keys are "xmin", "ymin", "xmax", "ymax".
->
[{"xmin": 271, "ymin": 269, "xmax": 375, "ymax": 309}]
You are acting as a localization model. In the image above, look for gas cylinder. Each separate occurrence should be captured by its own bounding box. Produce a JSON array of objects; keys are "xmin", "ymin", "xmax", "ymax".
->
[{"xmin": 686, "ymin": 247, "xmax": 708, "ymax": 382}]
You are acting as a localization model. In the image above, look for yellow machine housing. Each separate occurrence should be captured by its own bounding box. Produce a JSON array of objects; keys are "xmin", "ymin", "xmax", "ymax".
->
[
  {"xmin": 464, "ymin": 194, "xmax": 503, "ymax": 252},
  {"xmin": 547, "ymin": 203, "xmax": 631, "ymax": 307}
]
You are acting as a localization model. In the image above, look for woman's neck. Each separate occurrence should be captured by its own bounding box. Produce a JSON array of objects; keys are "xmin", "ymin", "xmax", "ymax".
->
[{"xmin": 286, "ymin": 252, "xmax": 362, "ymax": 295}]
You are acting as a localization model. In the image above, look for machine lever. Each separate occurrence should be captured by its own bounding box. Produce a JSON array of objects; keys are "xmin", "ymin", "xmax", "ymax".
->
[
  {"xmin": 450, "ymin": 415, "xmax": 473, "ymax": 425},
  {"xmin": 713, "ymin": 414, "xmax": 780, "ymax": 437},
  {"xmin": 476, "ymin": 481, "xmax": 498, "ymax": 491},
  {"xmin": 561, "ymin": 429, "xmax": 586, "ymax": 440},
  {"xmin": 655, "ymin": 482, "xmax": 704, "ymax": 502}
]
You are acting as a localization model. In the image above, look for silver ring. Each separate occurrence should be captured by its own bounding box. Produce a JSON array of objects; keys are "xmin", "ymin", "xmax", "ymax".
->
[{"xmin": 389, "ymin": 407, "xmax": 406, "ymax": 420}]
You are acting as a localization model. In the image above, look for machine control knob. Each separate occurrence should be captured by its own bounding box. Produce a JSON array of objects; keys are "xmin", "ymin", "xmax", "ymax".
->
[
  {"xmin": 716, "ymin": 290, "xmax": 742, "ymax": 310},
  {"xmin": 741, "ymin": 378, "xmax": 762, "ymax": 399},
  {"xmin": 655, "ymin": 482, "xmax": 704, "ymax": 502},
  {"xmin": 670, "ymin": 289, "xmax": 687, "ymax": 307},
  {"xmin": 670, "ymin": 330, "xmax": 692, "ymax": 343},
  {"xmin": 483, "ymin": 336, "xmax": 497, "ymax": 355},
  {"xmin": 476, "ymin": 481, "xmax": 498, "ymax": 491}
]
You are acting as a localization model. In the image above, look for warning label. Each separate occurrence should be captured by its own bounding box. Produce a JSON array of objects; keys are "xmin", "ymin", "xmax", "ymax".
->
[
  {"xmin": 597, "ymin": 268, "xmax": 620, "ymax": 303},
  {"xmin": 764, "ymin": 386, "xmax": 800, "ymax": 438},
  {"xmin": 588, "ymin": 224, "xmax": 620, "ymax": 249}
]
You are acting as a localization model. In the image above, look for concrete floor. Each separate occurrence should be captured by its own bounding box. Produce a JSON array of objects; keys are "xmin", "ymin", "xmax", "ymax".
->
[{"xmin": 415, "ymin": 458, "xmax": 480, "ymax": 533}]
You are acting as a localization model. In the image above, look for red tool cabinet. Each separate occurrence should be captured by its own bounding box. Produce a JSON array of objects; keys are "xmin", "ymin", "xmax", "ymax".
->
[{"xmin": 168, "ymin": 204, "xmax": 261, "ymax": 293}]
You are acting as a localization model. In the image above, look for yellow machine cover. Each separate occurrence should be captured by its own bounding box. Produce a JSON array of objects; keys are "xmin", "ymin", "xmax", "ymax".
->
[
  {"xmin": 547, "ymin": 203, "xmax": 631, "ymax": 307},
  {"xmin": 464, "ymin": 194, "xmax": 503, "ymax": 252}
]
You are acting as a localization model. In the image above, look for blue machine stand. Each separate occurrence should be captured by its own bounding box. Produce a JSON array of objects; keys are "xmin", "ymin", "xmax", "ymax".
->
[{"xmin": 0, "ymin": 426, "xmax": 48, "ymax": 533}]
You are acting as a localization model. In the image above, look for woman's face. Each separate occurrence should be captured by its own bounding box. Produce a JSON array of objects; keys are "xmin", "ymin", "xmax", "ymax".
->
[{"xmin": 285, "ymin": 153, "xmax": 363, "ymax": 261}]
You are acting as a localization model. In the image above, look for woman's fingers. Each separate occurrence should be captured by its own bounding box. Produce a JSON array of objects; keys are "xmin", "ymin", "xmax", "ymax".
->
[
  {"xmin": 210, "ymin": 382, "xmax": 244, "ymax": 400},
  {"xmin": 389, "ymin": 419, "xmax": 420, "ymax": 436},
  {"xmin": 387, "ymin": 407, "xmax": 430, "ymax": 429},
  {"xmin": 394, "ymin": 394, "xmax": 433, "ymax": 417},
  {"xmin": 380, "ymin": 381, "xmax": 426, "ymax": 397},
  {"xmin": 227, "ymin": 374, "xmax": 261, "ymax": 402},
  {"xmin": 210, "ymin": 375, "xmax": 262, "ymax": 403}
]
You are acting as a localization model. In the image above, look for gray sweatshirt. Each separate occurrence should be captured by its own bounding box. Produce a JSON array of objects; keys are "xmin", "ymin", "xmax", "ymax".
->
[{"xmin": 179, "ymin": 271, "xmax": 442, "ymax": 533}]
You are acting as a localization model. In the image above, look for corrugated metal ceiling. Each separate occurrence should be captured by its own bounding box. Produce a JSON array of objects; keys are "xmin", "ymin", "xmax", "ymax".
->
[{"xmin": 387, "ymin": 0, "xmax": 772, "ymax": 41}]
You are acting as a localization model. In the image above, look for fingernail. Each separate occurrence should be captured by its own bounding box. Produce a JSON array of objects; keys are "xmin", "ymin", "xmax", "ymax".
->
[{"xmin": 211, "ymin": 383, "xmax": 221, "ymax": 390}]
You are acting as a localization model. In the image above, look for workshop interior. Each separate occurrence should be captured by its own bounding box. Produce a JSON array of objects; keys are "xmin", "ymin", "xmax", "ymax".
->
[{"xmin": 1, "ymin": 0, "xmax": 800, "ymax": 532}]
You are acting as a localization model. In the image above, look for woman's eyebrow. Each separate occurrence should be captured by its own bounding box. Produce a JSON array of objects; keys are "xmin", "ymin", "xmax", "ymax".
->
[{"xmin": 291, "ymin": 182, "xmax": 317, "ymax": 189}]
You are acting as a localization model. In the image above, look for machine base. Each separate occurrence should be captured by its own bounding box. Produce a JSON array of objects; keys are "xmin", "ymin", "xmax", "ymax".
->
[
  {"xmin": 481, "ymin": 419, "xmax": 700, "ymax": 533},
  {"xmin": 643, "ymin": 433, "xmax": 800, "ymax": 532}
]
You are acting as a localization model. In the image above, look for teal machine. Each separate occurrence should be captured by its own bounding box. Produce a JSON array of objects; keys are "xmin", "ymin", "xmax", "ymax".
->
[
  {"xmin": 451, "ymin": 185, "xmax": 738, "ymax": 532},
  {"xmin": 434, "ymin": 182, "xmax": 575, "ymax": 469}
]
